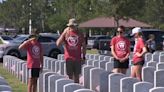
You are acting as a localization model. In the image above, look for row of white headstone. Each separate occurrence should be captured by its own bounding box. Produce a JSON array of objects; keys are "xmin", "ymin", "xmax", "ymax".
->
[
  {"xmin": 3, "ymin": 55, "xmax": 95, "ymax": 92},
  {"xmin": 80, "ymin": 53, "xmax": 164, "ymax": 92},
  {"xmin": 3, "ymin": 52, "xmax": 164, "ymax": 92},
  {"xmin": 0, "ymin": 75, "xmax": 12, "ymax": 92}
]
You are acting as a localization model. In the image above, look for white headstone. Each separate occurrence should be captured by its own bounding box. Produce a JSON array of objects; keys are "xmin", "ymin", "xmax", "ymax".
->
[
  {"xmin": 37, "ymin": 70, "xmax": 51, "ymax": 92},
  {"xmin": 120, "ymin": 77, "xmax": 139, "ymax": 92},
  {"xmin": 133, "ymin": 82, "xmax": 153, "ymax": 92},
  {"xmin": 93, "ymin": 60, "xmax": 100, "ymax": 67},
  {"xmin": 147, "ymin": 61, "xmax": 157, "ymax": 68},
  {"xmin": 0, "ymin": 85, "xmax": 12, "ymax": 91},
  {"xmin": 149, "ymin": 87, "xmax": 164, "ymax": 92},
  {"xmin": 99, "ymin": 61, "xmax": 110, "ymax": 69},
  {"xmin": 156, "ymin": 63, "xmax": 164, "ymax": 70},
  {"xmin": 55, "ymin": 78, "xmax": 74, "ymax": 92},
  {"xmin": 152, "ymin": 52, "xmax": 160, "ymax": 62},
  {"xmin": 145, "ymin": 53, "xmax": 152, "ymax": 62},
  {"xmin": 90, "ymin": 68, "xmax": 106, "ymax": 91},
  {"xmin": 159, "ymin": 55, "xmax": 164, "ymax": 62},
  {"xmin": 74, "ymin": 89, "xmax": 95, "ymax": 92},
  {"xmin": 43, "ymin": 72, "xmax": 57, "ymax": 92},
  {"xmin": 105, "ymin": 62, "xmax": 113, "ymax": 72},
  {"xmin": 104, "ymin": 56, "xmax": 111, "ymax": 61},
  {"xmin": 48, "ymin": 74, "xmax": 66, "ymax": 92},
  {"xmin": 63, "ymin": 83, "xmax": 84, "ymax": 92},
  {"xmin": 99, "ymin": 55, "xmax": 105, "ymax": 61},
  {"xmin": 82, "ymin": 66, "xmax": 94, "ymax": 88},
  {"xmin": 108, "ymin": 73, "xmax": 126, "ymax": 92},
  {"xmin": 100, "ymin": 71, "xmax": 112, "ymax": 92},
  {"xmin": 142, "ymin": 66, "xmax": 156, "ymax": 84},
  {"xmin": 154, "ymin": 70, "xmax": 164, "ymax": 87}
]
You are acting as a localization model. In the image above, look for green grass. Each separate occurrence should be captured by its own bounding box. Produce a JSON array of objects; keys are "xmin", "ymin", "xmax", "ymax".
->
[
  {"xmin": 87, "ymin": 49, "xmax": 98, "ymax": 54},
  {"xmin": 0, "ymin": 63, "xmax": 27, "ymax": 92}
]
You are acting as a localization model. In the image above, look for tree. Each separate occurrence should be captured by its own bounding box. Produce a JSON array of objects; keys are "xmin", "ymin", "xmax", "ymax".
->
[
  {"xmin": 141, "ymin": 0, "xmax": 164, "ymax": 29},
  {"xmin": 101, "ymin": 0, "xmax": 145, "ymax": 27}
]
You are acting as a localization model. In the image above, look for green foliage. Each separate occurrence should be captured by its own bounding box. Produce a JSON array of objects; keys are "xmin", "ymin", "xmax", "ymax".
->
[{"xmin": 0, "ymin": 0, "xmax": 163, "ymax": 32}]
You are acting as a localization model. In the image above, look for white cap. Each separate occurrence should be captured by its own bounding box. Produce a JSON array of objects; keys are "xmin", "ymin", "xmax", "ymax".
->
[{"xmin": 131, "ymin": 27, "xmax": 142, "ymax": 36}]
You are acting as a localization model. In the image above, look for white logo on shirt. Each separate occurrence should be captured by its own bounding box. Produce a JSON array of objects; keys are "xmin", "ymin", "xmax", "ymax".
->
[
  {"xmin": 67, "ymin": 36, "xmax": 79, "ymax": 47},
  {"xmin": 32, "ymin": 45, "xmax": 40, "ymax": 57},
  {"xmin": 116, "ymin": 41, "xmax": 126, "ymax": 50}
]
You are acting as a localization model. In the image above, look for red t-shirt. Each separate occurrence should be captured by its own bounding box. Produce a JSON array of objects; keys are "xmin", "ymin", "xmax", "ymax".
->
[
  {"xmin": 23, "ymin": 39, "xmax": 42, "ymax": 68},
  {"xmin": 110, "ymin": 36, "xmax": 130, "ymax": 58},
  {"xmin": 64, "ymin": 29, "xmax": 84, "ymax": 61},
  {"xmin": 133, "ymin": 37, "xmax": 145, "ymax": 63}
]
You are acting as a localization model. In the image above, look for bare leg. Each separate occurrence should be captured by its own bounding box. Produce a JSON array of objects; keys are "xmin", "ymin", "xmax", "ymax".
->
[
  {"xmin": 121, "ymin": 69, "xmax": 127, "ymax": 74},
  {"xmin": 74, "ymin": 74, "xmax": 79, "ymax": 83},
  {"xmin": 112, "ymin": 68, "xmax": 120, "ymax": 73},
  {"xmin": 135, "ymin": 65, "xmax": 142, "ymax": 81},
  {"xmin": 28, "ymin": 78, "xmax": 32, "ymax": 92},
  {"xmin": 131, "ymin": 66, "xmax": 136, "ymax": 78},
  {"xmin": 32, "ymin": 78, "xmax": 38, "ymax": 92}
]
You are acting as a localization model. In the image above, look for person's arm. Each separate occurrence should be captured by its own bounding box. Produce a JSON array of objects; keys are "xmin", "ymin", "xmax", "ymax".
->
[
  {"xmin": 111, "ymin": 45, "xmax": 119, "ymax": 60},
  {"xmin": 136, "ymin": 38, "xmax": 147, "ymax": 57},
  {"xmin": 110, "ymin": 38, "xmax": 119, "ymax": 60},
  {"xmin": 136, "ymin": 47, "xmax": 147, "ymax": 57},
  {"xmin": 56, "ymin": 28, "xmax": 67, "ymax": 46},
  {"xmin": 82, "ymin": 34, "xmax": 86, "ymax": 59},
  {"xmin": 18, "ymin": 39, "xmax": 32, "ymax": 50},
  {"xmin": 40, "ymin": 46, "xmax": 44, "ymax": 68},
  {"xmin": 122, "ymin": 40, "xmax": 131, "ymax": 61}
]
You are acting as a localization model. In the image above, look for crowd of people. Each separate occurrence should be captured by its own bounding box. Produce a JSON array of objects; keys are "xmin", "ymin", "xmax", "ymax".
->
[{"xmin": 19, "ymin": 18, "xmax": 160, "ymax": 92}]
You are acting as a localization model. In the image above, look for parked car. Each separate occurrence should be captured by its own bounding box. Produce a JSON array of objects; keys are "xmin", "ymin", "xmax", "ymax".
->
[
  {"xmin": 0, "ymin": 34, "xmax": 64, "ymax": 59},
  {"xmin": 0, "ymin": 35, "xmax": 13, "ymax": 44},
  {"xmin": 99, "ymin": 29, "xmax": 164, "ymax": 51},
  {"xmin": 87, "ymin": 35, "xmax": 111, "ymax": 49}
]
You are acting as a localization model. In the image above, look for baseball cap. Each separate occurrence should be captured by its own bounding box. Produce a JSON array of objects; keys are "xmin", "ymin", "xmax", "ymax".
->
[{"xmin": 131, "ymin": 27, "xmax": 142, "ymax": 36}]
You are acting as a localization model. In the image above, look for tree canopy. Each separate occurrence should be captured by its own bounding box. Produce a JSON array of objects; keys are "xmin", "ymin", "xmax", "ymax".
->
[{"xmin": 0, "ymin": 0, "xmax": 163, "ymax": 33}]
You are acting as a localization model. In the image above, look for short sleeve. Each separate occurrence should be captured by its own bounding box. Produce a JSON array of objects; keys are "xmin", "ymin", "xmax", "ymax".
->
[{"xmin": 139, "ymin": 38, "xmax": 145, "ymax": 48}]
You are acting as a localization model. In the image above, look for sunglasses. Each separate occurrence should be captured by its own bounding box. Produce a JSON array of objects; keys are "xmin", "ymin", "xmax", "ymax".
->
[{"xmin": 117, "ymin": 31, "xmax": 123, "ymax": 34}]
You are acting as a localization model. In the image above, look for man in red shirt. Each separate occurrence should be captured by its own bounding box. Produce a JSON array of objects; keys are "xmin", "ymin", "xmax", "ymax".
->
[
  {"xmin": 19, "ymin": 28, "xmax": 43, "ymax": 92},
  {"xmin": 56, "ymin": 18, "xmax": 86, "ymax": 83},
  {"xmin": 110, "ymin": 26, "xmax": 131, "ymax": 74},
  {"xmin": 131, "ymin": 27, "xmax": 147, "ymax": 81}
]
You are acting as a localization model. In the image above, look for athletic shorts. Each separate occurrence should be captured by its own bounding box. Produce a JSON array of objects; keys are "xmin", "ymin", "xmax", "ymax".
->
[
  {"xmin": 28, "ymin": 68, "xmax": 40, "ymax": 78},
  {"xmin": 66, "ymin": 61, "xmax": 82, "ymax": 76},
  {"xmin": 114, "ymin": 58, "xmax": 129, "ymax": 68},
  {"xmin": 133, "ymin": 61, "xmax": 145, "ymax": 66}
]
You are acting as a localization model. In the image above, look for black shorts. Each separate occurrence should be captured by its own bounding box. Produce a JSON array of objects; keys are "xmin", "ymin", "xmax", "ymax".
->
[
  {"xmin": 66, "ymin": 61, "xmax": 82, "ymax": 76},
  {"xmin": 28, "ymin": 68, "xmax": 40, "ymax": 78},
  {"xmin": 133, "ymin": 61, "xmax": 145, "ymax": 66},
  {"xmin": 114, "ymin": 58, "xmax": 129, "ymax": 68}
]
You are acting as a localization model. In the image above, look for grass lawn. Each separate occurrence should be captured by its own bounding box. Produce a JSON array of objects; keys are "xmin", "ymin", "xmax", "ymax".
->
[
  {"xmin": 87, "ymin": 49, "xmax": 98, "ymax": 54},
  {"xmin": 0, "ymin": 63, "xmax": 27, "ymax": 92}
]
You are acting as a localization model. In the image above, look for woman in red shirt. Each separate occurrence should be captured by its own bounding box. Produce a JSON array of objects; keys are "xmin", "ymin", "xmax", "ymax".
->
[
  {"xmin": 110, "ymin": 26, "xmax": 131, "ymax": 74},
  {"xmin": 131, "ymin": 27, "xmax": 147, "ymax": 81}
]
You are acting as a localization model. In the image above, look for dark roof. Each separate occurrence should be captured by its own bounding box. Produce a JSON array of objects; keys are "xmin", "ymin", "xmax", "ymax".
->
[{"xmin": 79, "ymin": 17, "xmax": 152, "ymax": 28}]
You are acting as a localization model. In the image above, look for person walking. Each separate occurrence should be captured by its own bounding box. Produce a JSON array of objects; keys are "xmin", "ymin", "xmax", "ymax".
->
[
  {"xmin": 56, "ymin": 18, "xmax": 86, "ymax": 83},
  {"xmin": 19, "ymin": 28, "xmax": 43, "ymax": 92},
  {"xmin": 110, "ymin": 26, "xmax": 131, "ymax": 74},
  {"xmin": 131, "ymin": 27, "xmax": 147, "ymax": 81}
]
